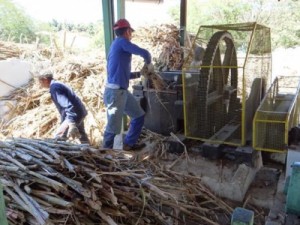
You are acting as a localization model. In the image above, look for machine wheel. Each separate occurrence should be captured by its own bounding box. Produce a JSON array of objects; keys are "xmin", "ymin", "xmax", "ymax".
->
[{"xmin": 198, "ymin": 31, "xmax": 239, "ymax": 138}]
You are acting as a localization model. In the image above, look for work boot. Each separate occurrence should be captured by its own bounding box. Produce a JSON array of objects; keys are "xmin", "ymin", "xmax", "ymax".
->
[{"xmin": 123, "ymin": 143, "xmax": 146, "ymax": 151}]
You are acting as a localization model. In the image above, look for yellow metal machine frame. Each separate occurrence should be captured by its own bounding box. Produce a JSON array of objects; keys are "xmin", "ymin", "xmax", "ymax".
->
[
  {"xmin": 253, "ymin": 76, "xmax": 300, "ymax": 152},
  {"xmin": 182, "ymin": 22, "xmax": 272, "ymax": 147}
]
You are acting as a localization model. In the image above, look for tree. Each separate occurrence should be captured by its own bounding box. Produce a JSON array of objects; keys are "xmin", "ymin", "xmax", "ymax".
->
[
  {"xmin": 263, "ymin": 0, "xmax": 300, "ymax": 48},
  {"xmin": 91, "ymin": 21, "xmax": 105, "ymax": 49},
  {"xmin": 0, "ymin": 0, "xmax": 36, "ymax": 43},
  {"xmin": 168, "ymin": 0, "xmax": 300, "ymax": 48}
]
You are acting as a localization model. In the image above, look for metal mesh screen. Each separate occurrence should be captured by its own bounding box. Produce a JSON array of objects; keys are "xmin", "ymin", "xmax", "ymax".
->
[
  {"xmin": 253, "ymin": 76, "xmax": 300, "ymax": 152},
  {"xmin": 182, "ymin": 22, "xmax": 271, "ymax": 146}
]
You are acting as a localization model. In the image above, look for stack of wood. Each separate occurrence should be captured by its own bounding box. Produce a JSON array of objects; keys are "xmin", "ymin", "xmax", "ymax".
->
[{"xmin": 0, "ymin": 138, "xmax": 267, "ymax": 225}]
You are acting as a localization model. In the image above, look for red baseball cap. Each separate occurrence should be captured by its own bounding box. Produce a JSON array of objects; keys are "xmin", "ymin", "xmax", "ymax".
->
[{"xmin": 113, "ymin": 19, "xmax": 135, "ymax": 31}]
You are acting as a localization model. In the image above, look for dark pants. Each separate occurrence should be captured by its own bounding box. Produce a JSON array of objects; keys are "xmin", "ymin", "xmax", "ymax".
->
[
  {"xmin": 77, "ymin": 121, "xmax": 90, "ymax": 144},
  {"xmin": 102, "ymin": 115, "xmax": 144, "ymax": 148},
  {"xmin": 60, "ymin": 119, "xmax": 90, "ymax": 144}
]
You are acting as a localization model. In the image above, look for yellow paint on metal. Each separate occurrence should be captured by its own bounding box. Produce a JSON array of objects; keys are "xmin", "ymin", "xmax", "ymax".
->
[
  {"xmin": 253, "ymin": 76, "xmax": 300, "ymax": 152},
  {"xmin": 182, "ymin": 22, "xmax": 272, "ymax": 148}
]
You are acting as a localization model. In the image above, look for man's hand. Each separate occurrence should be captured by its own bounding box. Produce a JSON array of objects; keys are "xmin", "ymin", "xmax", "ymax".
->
[{"xmin": 67, "ymin": 123, "xmax": 80, "ymax": 139}]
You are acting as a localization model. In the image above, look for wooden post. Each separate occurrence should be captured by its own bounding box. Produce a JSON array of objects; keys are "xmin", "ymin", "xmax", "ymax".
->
[{"xmin": 0, "ymin": 183, "xmax": 8, "ymax": 225}]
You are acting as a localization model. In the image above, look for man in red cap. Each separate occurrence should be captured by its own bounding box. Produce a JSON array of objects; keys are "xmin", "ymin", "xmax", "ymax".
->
[{"xmin": 102, "ymin": 18, "xmax": 153, "ymax": 150}]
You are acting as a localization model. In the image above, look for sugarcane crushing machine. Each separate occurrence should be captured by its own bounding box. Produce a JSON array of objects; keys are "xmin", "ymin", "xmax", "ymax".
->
[{"xmin": 133, "ymin": 22, "xmax": 300, "ymax": 154}]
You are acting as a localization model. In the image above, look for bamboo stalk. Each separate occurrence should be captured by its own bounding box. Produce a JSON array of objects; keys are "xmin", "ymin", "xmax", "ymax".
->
[
  {"xmin": 0, "ymin": 166, "xmax": 19, "ymax": 172},
  {"xmin": 141, "ymin": 181, "xmax": 169, "ymax": 199},
  {"xmin": 15, "ymin": 143, "xmax": 54, "ymax": 162},
  {"xmin": 4, "ymin": 187, "xmax": 29, "ymax": 213},
  {"xmin": 32, "ymin": 191, "xmax": 73, "ymax": 208},
  {"xmin": 27, "ymin": 171, "xmax": 65, "ymax": 190},
  {"xmin": 16, "ymin": 140, "xmax": 60, "ymax": 160},
  {"xmin": 32, "ymin": 158, "xmax": 92, "ymax": 198},
  {"xmin": 97, "ymin": 210, "xmax": 118, "ymax": 225},
  {"xmin": 0, "ymin": 152, "xmax": 27, "ymax": 171}
]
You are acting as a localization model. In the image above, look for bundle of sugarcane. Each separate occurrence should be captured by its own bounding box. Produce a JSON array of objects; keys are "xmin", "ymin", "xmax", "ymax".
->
[
  {"xmin": 132, "ymin": 24, "xmax": 184, "ymax": 72},
  {"xmin": 156, "ymin": 37, "xmax": 183, "ymax": 71},
  {"xmin": 0, "ymin": 138, "xmax": 267, "ymax": 225},
  {"xmin": 140, "ymin": 64, "xmax": 166, "ymax": 91},
  {"xmin": 0, "ymin": 41, "xmax": 24, "ymax": 60}
]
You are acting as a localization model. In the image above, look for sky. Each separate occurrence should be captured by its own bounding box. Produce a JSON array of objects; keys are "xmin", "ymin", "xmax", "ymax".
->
[
  {"xmin": 13, "ymin": 0, "xmax": 103, "ymax": 24},
  {"xmin": 12, "ymin": 0, "xmax": 178, "ymax": 26}
]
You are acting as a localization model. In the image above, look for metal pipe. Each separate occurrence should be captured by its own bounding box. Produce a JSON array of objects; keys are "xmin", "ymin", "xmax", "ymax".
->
[
  {"xmin": 117, "ymin": 0, "xmax": 125, "ymax": 19},
  {"xmin": 102, "ymin": 0, "xmax": 115, "ymax": 58},
  {"xmin": 180, "ymin": 0, "xmax": 187, "ymax": 46}
]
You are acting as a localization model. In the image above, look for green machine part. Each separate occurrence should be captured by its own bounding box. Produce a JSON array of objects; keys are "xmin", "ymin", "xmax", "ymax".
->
[
  {"xmin": 286, "ymin": 162, "xmax": 300, "ymax": 215},
  {"xmin": 102, "ymin": 0, "xmax": 125, "ymax": 58},
  {"xmin": 0, "ymin": 183, "xmax": 8, "ymax": 225},
  {"xmin": 231, "ymin": 207, "xmax": 254, "ymax": 225}
]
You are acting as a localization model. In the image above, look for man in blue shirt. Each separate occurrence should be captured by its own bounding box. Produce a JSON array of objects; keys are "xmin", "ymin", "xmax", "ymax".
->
[
  {"xmin": 103, "ymin": 18, "xmax": 153, "ymax": 150},
  {"xmin": 38, "ymin": 72, "xmax": 90, "ymax": 144}
]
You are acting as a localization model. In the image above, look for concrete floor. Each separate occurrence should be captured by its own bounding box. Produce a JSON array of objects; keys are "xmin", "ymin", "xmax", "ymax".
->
[
  {"xmin": 166, "ymin": 146, "xmax": 300, "ymax": 225},
  {"xmin": 136, "ymin": 133, "xmax": 300, "ymax": 224},
  {"xmin": 171, "ymin": 151, "xmax": 260, "ymax": 202}
]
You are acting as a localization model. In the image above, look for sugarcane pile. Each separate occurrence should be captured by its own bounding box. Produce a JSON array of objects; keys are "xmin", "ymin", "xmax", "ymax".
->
[
  {"xmin": 0, "ymin": 41, "xmax": 25, "ymax": 60},
  {"xmin": 132, "ymin": 24, "xmax": 185, "ymax": 91},
  {"xmin": 0, "ymin": 138, "xmax": 264, "ymax": 225},
  {"xmin": 0, "ymin": 24, "xmax": 186, "ymax": 146},
  {"xmin": 140, "ymin": 64, "xmax": 166, "ymax": 91},
  {"xmin": 132, "ymin": 24, "xmax": 184, "ymax": 71},
  {"xmin": 0, "ymin": 56, "xmax": 106, "ymax": 146}
]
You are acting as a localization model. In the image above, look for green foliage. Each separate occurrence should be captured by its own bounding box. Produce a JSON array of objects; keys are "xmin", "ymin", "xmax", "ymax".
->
[
  {"xmin": 3, "ymin": 0, "xmax": 298, "ymax": 50},
  {"xmin": 48, "ymin": 20, "xmax": 105, "ymax": 49},
  {"xmin": 0, "ymin": 0, "xmax": 36, "ymax": 43},
  {"xmin": 49, "ymin": 20, "xmax": 99, "ymax": 35},
  {"xmin": 35, "ymin": 22, "xmax": 55, "ymax": 45},
  {"xmin": 264, "ymin": 0, "xmax": 300, "ymax": 48},
  {"xmin": 50, "ymin": 19, "xmax": 62, "ymax": 32},
  {"xmin": 169, "ymin": 0, "xmax": 300, "ymax": 48},
  {"xmin": 90, "ymin": 22, "xmax": 105, "ymax": 50}
]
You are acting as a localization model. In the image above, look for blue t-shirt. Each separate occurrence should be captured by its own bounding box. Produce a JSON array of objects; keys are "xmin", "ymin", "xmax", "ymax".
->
[
  {"xmin": 50, "ymin": 80, "xmax": 87, "ymax": 123},
  {"xmin": 107, "ymin": 37, "xmax": 151, "ymax": 89}
]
